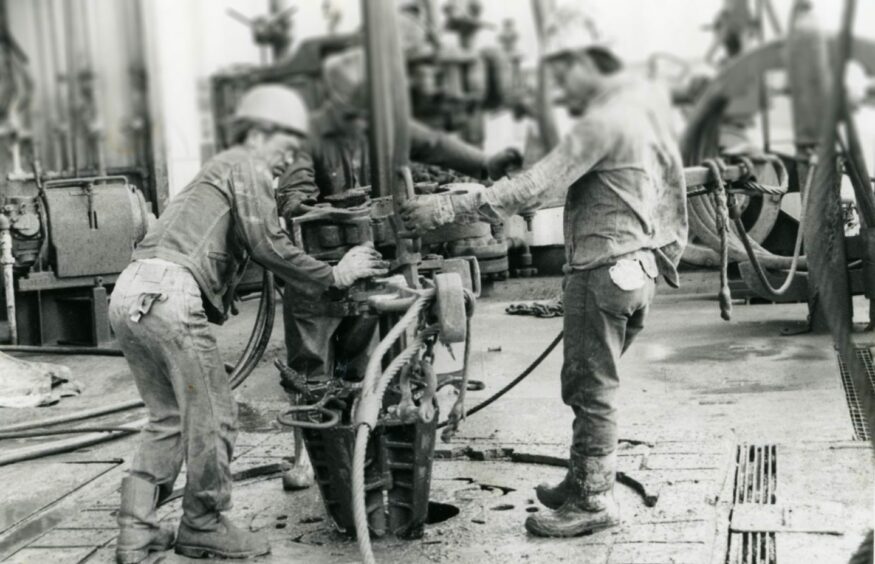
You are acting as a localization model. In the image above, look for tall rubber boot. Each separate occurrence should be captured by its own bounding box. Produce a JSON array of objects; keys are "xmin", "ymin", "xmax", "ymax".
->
[
  {"xmin": 525, "ymin": 453, "xmax": 620, "ymax": 537},
  {"xmin": 281, "ymin": 385, "xmax": 314, "ymax": 491},
  {"xmin": 535, "ymin": 470, "xmax": 577, "ymax": 510},
  {"xmin": 116, "ymin": 476, "xmax": 175, "ymax": 564},
  {"xmin": 175, "ymin": 514, "xmax": 270, "ymax": 559}
]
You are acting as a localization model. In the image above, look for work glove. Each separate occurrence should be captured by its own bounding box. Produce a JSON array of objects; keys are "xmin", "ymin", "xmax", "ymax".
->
[
  {"xmin": 400, "ymin": 193, "xmax": 459, "ymax": 236},
  {"xmin": 332, "ymin": 244, "xmax": 390, "ymax": 289},
  {"xmin": 485, "ymin": 147, "xmax": 523, "ymax": 180}
]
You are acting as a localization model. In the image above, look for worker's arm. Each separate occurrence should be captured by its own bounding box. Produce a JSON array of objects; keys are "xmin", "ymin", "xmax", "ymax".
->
[
  {"xmin": 409, "ymin": 120, "xmax": 521, "ymax": 181},
  {"xmin": 401, "ymin": 115, "xmax": 615, "ymax": 233},
  {"xmin": 230, "ymin": 156, "xmax": 335, "ymax": 295},
  {"xmin": 275, "ymin": 148, "xmax": 320, "ymax": 221}
]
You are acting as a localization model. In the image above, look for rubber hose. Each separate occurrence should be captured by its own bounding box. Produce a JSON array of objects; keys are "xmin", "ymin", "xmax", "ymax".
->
[
  {"xmin": 0, "ymin": 426, "xmax": 140, "ymax": 440},
  {"xmin": 0, "ymin": 399, "xmax": 145, "ymax": 434},
  {"xmin": 437, "ymin": 330, "xmax": 563, "ymax": 427},
  {"xmin": 0, "ymin": 272, "xmax": 275, "ymax": 462}
]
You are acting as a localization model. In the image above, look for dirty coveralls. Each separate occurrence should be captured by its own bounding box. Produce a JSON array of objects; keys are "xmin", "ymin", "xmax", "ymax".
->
[
  {"xmin": 276, "ymin": 106, "xmax": 491, "ymax": 384},
  {"xmin": 450, "ymin": 75, "xmax": 688, "ymax": 485},
  {"xmin": 109, "ymin": 146, "xmax": 334, "ymax": 530}
]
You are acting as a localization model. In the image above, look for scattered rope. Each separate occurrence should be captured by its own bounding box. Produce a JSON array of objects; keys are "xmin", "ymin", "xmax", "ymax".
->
[{"xmin": 505, "ymin": 296, "xmax": 564, "ymax": 318}]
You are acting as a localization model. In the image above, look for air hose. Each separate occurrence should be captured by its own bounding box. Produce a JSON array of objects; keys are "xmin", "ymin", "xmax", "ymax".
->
[
  {"xmin": 437, "ymin": 329, "xmax": 563, "ymax": 429},
  {"xmin": 351, "ymin": 291, "xmax": 436, "ymax": 564},
  {"xmin": 0, "ymin": 272, "xmax": 276, "ymax": 465}
]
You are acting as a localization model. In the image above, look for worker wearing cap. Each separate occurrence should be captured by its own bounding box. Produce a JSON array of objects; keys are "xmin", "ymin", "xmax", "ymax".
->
[
  {"xmin": 401, "ymin": 5, "xmax": 688, "ymax": 537},
  {"xmin": 274, "ymin": 47, "xmax": 522, "ymax": 487},
  {"xmin": 109, "ymin": 85, "xmax": 388, "ymax": 562}
]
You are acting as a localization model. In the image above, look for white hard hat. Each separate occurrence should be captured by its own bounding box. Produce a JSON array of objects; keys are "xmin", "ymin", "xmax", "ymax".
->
[
  {"xmin": 233, "ymin": 84, "xmax": 310, "ymax": 137},
  {"xmin": 542, "ymin": 3, "xmax": 608, "ymax": 61}
]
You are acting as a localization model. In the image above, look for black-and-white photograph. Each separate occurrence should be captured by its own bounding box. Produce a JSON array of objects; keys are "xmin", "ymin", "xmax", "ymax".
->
[{"xmin": 0, "ymin": 0, "xmax": 873, "ymax": 562}]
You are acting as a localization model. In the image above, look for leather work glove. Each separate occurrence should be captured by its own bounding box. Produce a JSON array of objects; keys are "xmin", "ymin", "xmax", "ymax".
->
[
  {"xmin": 485, "ymin": 147, "xmax": 523, "ymax": 180},
  {"xmin": 400, "ymin": 193, "xmax": 459, "ymax": 236},
  {"xmin": 332, "ymin": 244, "xmax": 390, "ymax": 289}
]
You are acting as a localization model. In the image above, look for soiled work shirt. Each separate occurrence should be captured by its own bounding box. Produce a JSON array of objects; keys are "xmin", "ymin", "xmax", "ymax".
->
[{"xmin": 455, "ymin": 75, "xmax": 688, "ymax": 286}]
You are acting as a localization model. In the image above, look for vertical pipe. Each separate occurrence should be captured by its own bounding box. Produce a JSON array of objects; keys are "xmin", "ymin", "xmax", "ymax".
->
[
  {"xmin": 362, "ymin": 0, "xmax": 419, "ymax": 288},
  {"xmin": 531, "ymin": 0, "xmax": 560, "ymax": 152},
  {"xmin": 63, "ymin": 0, "xmax": 78, "ymax": 175},
  {"xmin": 0, "ymin": 216, "xmax": 17, "ymax": 345}
]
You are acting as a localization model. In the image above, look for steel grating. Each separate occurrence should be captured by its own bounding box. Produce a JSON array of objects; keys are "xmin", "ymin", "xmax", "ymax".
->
[
  {"xmin": 727, "ymin": 444, "xmax": 778, "ymax": 564},
  {"xmin": 836, "ymin": 346, "xmax": 875, "ymax": 441},
  {"xmin": 732, "ymin": 444, "xmax": 777, "ymax": 505}
]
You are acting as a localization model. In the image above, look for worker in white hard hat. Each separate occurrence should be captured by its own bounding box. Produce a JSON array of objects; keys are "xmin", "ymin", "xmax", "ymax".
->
[
  {"xmin": 108, "ymin": 84, "xmax": 388, "ymax": 563},
  {"xmin": 401, "ymin": 4, "xmax": 689, "ymax": 538}
]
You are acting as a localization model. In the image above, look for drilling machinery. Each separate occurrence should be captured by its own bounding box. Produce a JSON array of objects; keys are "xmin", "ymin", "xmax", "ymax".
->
[
  {"xmin": 211, "ymin": 0, "xmax": 521, "ymax": 287},
  {"xmin": 256, "ymin": 0, "xmax": 480, "ymax": 547},
  {"xmin": 0, "ymin": 0, "xmax": 155, "ymax": 349}
]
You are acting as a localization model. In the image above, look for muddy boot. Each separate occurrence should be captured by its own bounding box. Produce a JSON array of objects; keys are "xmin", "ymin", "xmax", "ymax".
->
[
  {"xmin": 525, "ymin": 453, "xmax": 620, "ymax": 538},
  {"xmin": 175, "ymin": 514, "xmax": 270, "ymax": 559},
  {"xmin": 282, "ymin": 464, "xmax": 314, "ymax": 491},
  {"xmin": 282, "ymin": 428, "xmax": 313, "ymax": 491},
  {"xmin": 535, "ymin": 470, "xmax": 577, "ymax": 510},
  {"xmin": 116, "ymin": 476, "xmax": 175, "ymax": 564}
]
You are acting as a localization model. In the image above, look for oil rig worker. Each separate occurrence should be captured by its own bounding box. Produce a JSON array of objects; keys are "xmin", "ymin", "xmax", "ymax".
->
[
  {"xmin": 274, "ymin": 47, "xmax": 522, "ymax": 487},
  {"xmin": 400, "ymin": 6, "xmax": 688, "ymax": 538},
  {"xmin": 108, "ymin": 85, "xmax": 388, "ymax": 563}
]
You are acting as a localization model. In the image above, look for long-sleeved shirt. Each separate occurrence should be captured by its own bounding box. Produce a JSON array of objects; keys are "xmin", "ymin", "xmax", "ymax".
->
[
  {"xmin": 276, "ymin": 104, "xmax": 490, "ymax": 218},
  {"xmin": 133, "ymin": 145, "xmax": 335, "ymax": 323},
  {"xmin": 454, "ymin": 74, "xmax": 689, "ymax": 287}
]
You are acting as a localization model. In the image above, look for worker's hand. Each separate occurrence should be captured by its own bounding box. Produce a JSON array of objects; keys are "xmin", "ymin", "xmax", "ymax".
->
[
  {"xmin": 332, "ymin": 244, "xmax": 390, "ymax": 289},
  {"xmin": 400, "ymin": 193, "xmax": 457, "ymax": 236},
  {"xmin": 485, "ymin": 147, "xmax": 523, "ymax": 180}
]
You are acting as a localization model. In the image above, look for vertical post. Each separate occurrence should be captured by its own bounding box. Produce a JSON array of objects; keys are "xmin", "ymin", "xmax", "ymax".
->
[
  {"xmin": 531, "ymin": 0, "xmax": 559, "ymax": 152},
  {"xmin": 0, "ymin": 215, "xmax": 17, "ymax": 345},
  {"xmin": 785, "ymin": 1, "xmax": 832, "ymax": 332}
]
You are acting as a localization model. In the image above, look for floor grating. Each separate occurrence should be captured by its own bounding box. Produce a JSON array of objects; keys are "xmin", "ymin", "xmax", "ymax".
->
[
  {"xmin": 836, "ymin": 346, "xmax": 875, "ymax": 441},
  {"xmin": 726, "ymin": 444, "xmax": 777, "ymax": 564}
]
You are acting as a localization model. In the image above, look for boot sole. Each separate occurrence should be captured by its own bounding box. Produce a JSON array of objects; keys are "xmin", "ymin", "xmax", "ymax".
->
[
  {"xmin": 175, "ymin": 544, "xmax": 271, "ymax": 560},
  {"xmin": 116, "ymin": 540, "xmax": 175, "ymax": 563},
  {"xmin": 524, "ymin": 517, "xmax": 620, "ymax": 538}
]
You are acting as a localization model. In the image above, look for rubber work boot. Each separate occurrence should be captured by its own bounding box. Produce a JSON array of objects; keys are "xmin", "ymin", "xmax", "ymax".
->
[
  {"xmin": 175, "ymin": 514, "xmax": 270, "ymax": 559},
  {"xmin": 525, "ymin": 453, "xmax": 620, "ymax": 537},
  {"xmin": 535, "ymin": 470, "xmax": 577, "ymax": 510},
  {"xmin": 116, "ymin": 476, "xmax": 175, "ymax": 564}
]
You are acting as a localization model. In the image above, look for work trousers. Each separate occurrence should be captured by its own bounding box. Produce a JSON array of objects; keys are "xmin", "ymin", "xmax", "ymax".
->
[
  {"xmin": 281, "ymin": 291, "xmax": 377, "ymax": 385},
  {"xmin": 109, "ymin": 260, "xmax": 237, "ymax": 530},
  {"xmin": 561, "ymin": 264, "xmax": 655, "ymax": 459}
]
